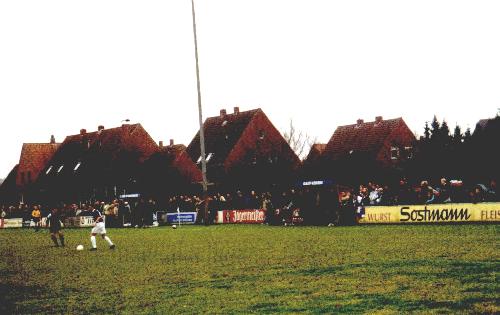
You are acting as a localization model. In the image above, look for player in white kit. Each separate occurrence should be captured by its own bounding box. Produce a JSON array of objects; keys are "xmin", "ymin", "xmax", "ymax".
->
[{"xmin": 89, "ymin": 207, "xmax": 115, "ymax": 251}]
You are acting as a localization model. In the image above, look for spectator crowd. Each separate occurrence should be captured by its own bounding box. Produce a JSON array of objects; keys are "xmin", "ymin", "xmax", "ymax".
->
[{"xmin": 1, "ymin": 177, "xmax": 497, "ymax": 226}]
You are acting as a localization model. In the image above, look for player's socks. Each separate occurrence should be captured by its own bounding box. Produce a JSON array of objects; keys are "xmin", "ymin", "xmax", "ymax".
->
[
  {"xmin": 51, "ymin": 235, "xmax": 59, "ymax": 247},
  {"xmin": 91, "ymin": 235, "xmax": 97, "ymax": 249},
  {"xmin": 104, "ymin": 236, "xmax": 113, "ymax": 247},
  {"xmin": 59, "ymin": 235, "xmax": 65, "ymax": 247}
]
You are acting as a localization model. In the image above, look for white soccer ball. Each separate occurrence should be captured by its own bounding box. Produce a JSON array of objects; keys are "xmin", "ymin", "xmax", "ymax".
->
[
  {"xmin": 172, "ymin": 225, "xmax": 177, "ymax": 229},
  {"xmin": 76, "ymin": 245, "xmax": 84, "ymax": 251}
]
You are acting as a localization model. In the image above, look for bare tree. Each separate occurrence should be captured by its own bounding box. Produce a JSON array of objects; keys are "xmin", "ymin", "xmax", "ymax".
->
[{"xmin": 283, "ymin": 119, "xmax": 317, "ymax": 160}]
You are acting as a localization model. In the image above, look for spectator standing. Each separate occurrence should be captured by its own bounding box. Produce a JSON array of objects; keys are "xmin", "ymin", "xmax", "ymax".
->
[
  {"xmin": 354, "ymin": 185, "xmax": 370, "ymax": 223},
  {"xmin": 31, "ymin": 205, "xmax": 42, "ymax": 232}
]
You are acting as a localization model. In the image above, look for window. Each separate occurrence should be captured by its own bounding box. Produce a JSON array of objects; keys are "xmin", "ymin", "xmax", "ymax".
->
[
  {"xmin": 74, "ymin": 162, "xmax": 82, "ymax": 171},
  {"xmin": 57, "ymin": 165, "xmax": 64, "ymax": 173},
  {"xmin": 391, "ymin": 146, "xmax": 400, "ymax": 160},
  {"xmin": 259, "ymin": 130, "xmax": 266, "ymax": 140},
  {"xmin": 46, "ymin": 166, "xmax": 53, "ymax": 175},
  {"xmin": 221, "ymin": 120, "xmax": 228, "ymax": 127},
  {"xmin": 197, "ymin": 153, "xmax": 214, "ymax": 164},
  {"xmin": 404, "ymin": 146, "xmax": 413, "ymax": 159}
]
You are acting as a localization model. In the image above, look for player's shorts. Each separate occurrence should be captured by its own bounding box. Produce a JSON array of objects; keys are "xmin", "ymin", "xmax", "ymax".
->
[
  {"xmin": 49, "ymin": 224, "xmax": 62, "ymax": 233},
  {"xmin": 91, "ymin": 222, "xmax": 106, "ymax": 235}
]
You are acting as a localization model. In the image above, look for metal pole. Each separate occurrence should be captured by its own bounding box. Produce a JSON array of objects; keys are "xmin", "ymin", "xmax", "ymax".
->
[{"xmin": 191, "ymin": 0, "xmax": 210, "ymax": 225}]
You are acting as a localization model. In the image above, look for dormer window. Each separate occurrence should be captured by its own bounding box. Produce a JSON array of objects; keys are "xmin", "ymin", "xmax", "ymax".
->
[
  {"xmin": 391, "ymin": 147, "xmax": 400, "ymax": 160},
  {"xmin": 404, "ymin": 146, "xmax": 413, "ymax": 159},
  {"xmin": 57, "ymin": 165, "xmax": 64, "ymax": 173},
  {"xmin": 74, "ymin": 162, "xmax": 82, "ymax": 171},
  {"xmin": 221, "ymin": 120, "xmax": 228, "ymax": 127},
  {"xmin": 197, "ymin": 153, "xmax": 214, "ymax": 164},
  {"xmin": 46, "ymin": 166, "xmax": 53, "ymax": 175},
  {"xmin": 259, "ymin": 131, "xmax": 266, "ymax": 140}
]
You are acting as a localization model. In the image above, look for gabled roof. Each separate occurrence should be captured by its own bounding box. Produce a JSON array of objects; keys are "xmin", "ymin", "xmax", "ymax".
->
[
  {"xmin": 0, "ymin": 164, "xmax": 19, "ymax": 200},
  {"xmin": 186, "ymin": 109, "xmax": 261, "ymax": 165},
  {"xmin": 17, "ymin": 143, "xmax": 60, "ymax": 187},
  {"xmin": 311, "ymin": 144, "xmax": 327, "ymax": 155},
  {"xmin": 323, "ymin": 117, "xmax": 407, "ymax": 160},
  {"xmin": 161, "ymin": 144, "xmax": 187, "ymax": 155},
  {"xmin": 474, "ymin": 116, "xmax": 500, "ymax": 135},
  {"xmin": 304, "ymin": 144, "xmax": 326, "ymax": 164},
  {"xmin": 44, "ymin": 124, "xmax": 158, "ymax": 177},
  {"xmin": 147, "ymin": 145, "xmax": 202, "ymax": 184}
]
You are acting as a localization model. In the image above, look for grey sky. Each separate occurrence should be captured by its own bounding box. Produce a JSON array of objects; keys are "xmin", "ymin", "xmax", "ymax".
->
[{"xmin": 1, "ymin": 0, "xmax": 499, "ymax": 178}]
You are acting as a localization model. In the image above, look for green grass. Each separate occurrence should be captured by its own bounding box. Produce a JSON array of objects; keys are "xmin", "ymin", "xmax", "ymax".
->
[{"xmin": 0, "ymin": 225, "xmax": 498, "ymax": 314}]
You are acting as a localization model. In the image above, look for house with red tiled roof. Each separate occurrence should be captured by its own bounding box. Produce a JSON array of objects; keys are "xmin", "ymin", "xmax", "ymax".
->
[
  {"xmin": 16, "ymin": 136, "xmax": 60, "ymax": 190},
  {"xmin": 142, "ymin": 140, "xmax": 203, "ymax": 198},
  {"xmin": 0, "ymin": 165, "xmax": 19, "ymax": 204},
  {"xmin": 38, "ymin": 124, "xmax": 159, "ymax": 202},
  {"xmin": 304, "ymin": 144, "xmax": 326, "ymax": 165},
  {"xmin": 186, "ymin": 107, "xmax": 300, "ymax": 189},
  {"xmin": 320, "ymin": 116, "xmax": 416, "ymax": 182},
  {"xmin": 0, "ymin": 136, "xmax": 60, "ymax": 203},
  {"xmin": 299, "ymin": 143, "xmax": 327, "ymax": 180},
  {"xmin": 471, "ymin": 116, "xmax": 500, "ymax": 181}
]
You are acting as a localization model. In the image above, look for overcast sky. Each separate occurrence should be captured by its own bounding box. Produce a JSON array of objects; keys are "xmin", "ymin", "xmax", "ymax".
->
[{"xmin": 1, "ymin": 0, "xmax": 499, "ymax": 178}]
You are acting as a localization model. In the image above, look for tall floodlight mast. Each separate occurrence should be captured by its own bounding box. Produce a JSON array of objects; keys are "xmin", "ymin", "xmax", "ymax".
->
[{"xmin": 191, "ymin": 0, "xmax": 209, "ymax": 224}]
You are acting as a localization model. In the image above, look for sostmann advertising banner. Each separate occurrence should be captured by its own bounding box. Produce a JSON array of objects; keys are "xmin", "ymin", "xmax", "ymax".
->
[
  {"xmin": 156, "ymin": 212, "xmax": 197, "ymax": 225},
  {"xmin": 216, "ymin": 209, "xmax": 266, "ymax": 224},
  {"xmin": 359, "ymin": 202, "xmax": 500, "ymax": 224}
]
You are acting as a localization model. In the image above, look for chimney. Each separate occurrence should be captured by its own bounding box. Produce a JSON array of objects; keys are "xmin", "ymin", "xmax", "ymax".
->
[
  {"xmin": 50, "ymin": 135, "xmax": 55, "ymax": 144},
  {"xmin": 356, "ymin": 119, "xmax": 364, "ymax": 125},
  {"xmin": 159, "ymin": 141, "xmax": 164, "ymax": 148},
  {"xmin": 220, "ymin": 109, "xmax": 227, "ymax": 118},
  {"xmin": 80, "ymin": 129, "xmax": 87, "ymax": 135},
  {"xmin": 233, "ymin": 106, "xmax": 240, "ymax": 115},
  {"xmin": 375, "ymin": 116, "xmax": 383, "ymax": 123},
  {"xmin": 169, "ymin": 139, "xmax": 174, "ymax": 146},
  {"xmin": 98, "ymin": 125, "xmax": 105, "ymax": 132}
]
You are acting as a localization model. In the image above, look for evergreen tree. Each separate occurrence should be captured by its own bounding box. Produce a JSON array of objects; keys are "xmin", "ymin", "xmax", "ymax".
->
[
  {"xmin": 440, "ymin": 120, "xmax": 451, "ymax": 145},
  {"xmin": 424, "ymin": 121, "xmax": 430, "ymax": 140},
  {"xmin": 430, "ymin": 115, "xmax": 440, "ymax": 140},
  {"xmin": 464, "ymin": 127, "xmax": 472, "ymax": 141},
  {"xmin": 453, "ymin": 125, "xmax": 462, "ymax": 144}
]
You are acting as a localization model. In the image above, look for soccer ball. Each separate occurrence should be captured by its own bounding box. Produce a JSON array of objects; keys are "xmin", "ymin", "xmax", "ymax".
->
[
  {"xmin": 76, "ymin": 245, "xmax": 84, "ymax": 251},
  {"xmin": 172, "ymin": 225, "xmax": 177, "ymax": 229}
]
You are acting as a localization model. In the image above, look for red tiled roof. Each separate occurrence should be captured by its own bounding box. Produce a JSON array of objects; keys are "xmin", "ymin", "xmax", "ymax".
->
[
  {"xmin": 312, "ymin": 144, "xmax": 326, "ymax": 154},
  {"xmin": 0, "ymin": 164, "xmax": 19, "ymax": 196},
  {"xmin": 17, "ymin": 143, "xmax": 60, "ymax": 187},
  {"xmin": 186, "ymin": 109, "xmax": 261, "ymax": 165},
  {"xmin": 474, "ymin": 117, "xmax": 500, "ymax": 135},
  {"xmin": 303, "ymin": 143, "xmax": 326, "ymax": 164},
  {"xmin": 44, "ymin": 124, "xmax": 158, "ymax": 177},
  {"xmin": 323, "ymin": 118, "xmax": 406, "ymax": 160}
]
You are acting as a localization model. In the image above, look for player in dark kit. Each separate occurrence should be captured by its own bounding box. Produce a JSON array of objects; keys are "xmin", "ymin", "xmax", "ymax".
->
[
  {"xmin": 89, "ymin": 207, "xmax": 115, "ymax": 251},
  {"xmin": 46, "ymin": 207, "xmax": 65, "ymax": 247}
]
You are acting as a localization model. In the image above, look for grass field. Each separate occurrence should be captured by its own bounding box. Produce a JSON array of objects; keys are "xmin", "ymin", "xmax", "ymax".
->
[{"xmin": 0, "ymin": 224, "xmax": 498, "ymax": 314}]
